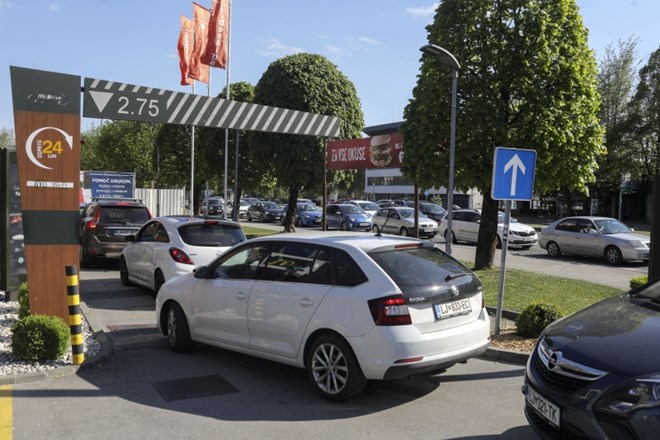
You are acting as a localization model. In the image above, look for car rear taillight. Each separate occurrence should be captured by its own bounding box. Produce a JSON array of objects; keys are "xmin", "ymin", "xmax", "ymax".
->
[
  {"xmin": 368, "ymin": 294, "xmax": 412, "ymax": 326},
  {"xmin": 169, "ymin": 247, "xmax": 194, "ymax": 265},
  {"xmin": 86, "ymin": 209, "xmax": 101, "ymax": 229}
]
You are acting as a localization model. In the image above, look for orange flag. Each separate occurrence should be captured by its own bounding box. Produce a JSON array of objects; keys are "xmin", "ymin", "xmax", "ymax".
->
[
  {"xmin": 189, "ymin": 2, "xmax": 210, "ymax": 84},
  {"xmin": 201, "ymin": 0, "xmax": 229, "ymax": 69},
  {"xmin": 177, "ymin": 15, "xmax": 194, "ymax": 86}
]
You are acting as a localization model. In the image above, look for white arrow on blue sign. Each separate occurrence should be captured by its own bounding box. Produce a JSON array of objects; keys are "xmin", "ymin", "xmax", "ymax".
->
[{"xmin": 491, "ymin": 148, "xmax": 537, "ymax": 201}]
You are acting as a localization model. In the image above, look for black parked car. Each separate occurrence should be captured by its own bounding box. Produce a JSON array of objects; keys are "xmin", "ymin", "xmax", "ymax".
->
[
  {"xmin": 419, "ymin": 202, "xmax": 447, "ymax": 222},
  {"xmin": 247, "ymin": 201, "xmax": 284, "ymax": 222},
  {"xmin": 523, "ymin": 278, "xmax": 660, "ymax": 439}
]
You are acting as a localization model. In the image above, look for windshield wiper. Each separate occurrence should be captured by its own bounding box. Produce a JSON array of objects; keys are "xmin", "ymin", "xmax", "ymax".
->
[{"xmin": 445, "ymin": 272, "xmax": 468, "ymax": 281}]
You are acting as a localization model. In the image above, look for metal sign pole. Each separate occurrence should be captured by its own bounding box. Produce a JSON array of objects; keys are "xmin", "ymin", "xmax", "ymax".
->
[{"xmin": 494, "ymin": 200, "xmax": 511, "ymax": 335}]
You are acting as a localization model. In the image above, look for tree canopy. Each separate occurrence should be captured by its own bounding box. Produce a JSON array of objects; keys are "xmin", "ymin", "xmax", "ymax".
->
[
  {"xmin": 250, "ymin": 53, "xmax": 364, "ymax": 230},
  {"xmin": 402, "ymin": 0, "xmax": 605, "ymax": 268}
]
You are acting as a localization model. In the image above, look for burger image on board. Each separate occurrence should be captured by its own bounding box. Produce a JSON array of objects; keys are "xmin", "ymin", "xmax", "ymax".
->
[{"xmin": 370, "ymin": 135, "xmax": 392, "ymax": 167}]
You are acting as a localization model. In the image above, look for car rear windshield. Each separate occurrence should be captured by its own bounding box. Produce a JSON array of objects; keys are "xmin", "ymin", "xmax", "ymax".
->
[
  {"xmin": 369, "ymin": 246, "xmax": 474, "ymax": 294},
  {"xmin": 101, "ymin": 207, "xmax": 150, "ymax": 224},
  {"xmin": 179, "ymin": 223, "xmax": 244, "ymax": 247}
]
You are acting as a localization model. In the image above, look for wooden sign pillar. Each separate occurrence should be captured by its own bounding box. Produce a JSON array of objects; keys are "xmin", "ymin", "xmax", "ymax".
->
[{"xmin": 10, "ymin": 67, "xmax": 81, "ymax": 322}]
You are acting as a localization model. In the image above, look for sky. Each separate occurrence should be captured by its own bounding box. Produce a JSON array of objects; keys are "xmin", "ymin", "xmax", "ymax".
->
[{"xmin": 1, "ymin": 0, "xmax": 659, "ymax": 137}]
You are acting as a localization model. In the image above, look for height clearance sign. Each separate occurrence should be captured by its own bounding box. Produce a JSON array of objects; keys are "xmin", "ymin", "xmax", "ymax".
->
[{"xmin": 326, "ymin": 132, "xmax": 403, "ymax": 170}]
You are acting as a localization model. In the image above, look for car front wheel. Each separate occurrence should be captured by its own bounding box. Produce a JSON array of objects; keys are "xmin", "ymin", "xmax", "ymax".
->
[
  {"xmin": 340, "ymin": 222, "xmax": 349, "ymax": 231},
  {"xmin": 306, "ymin": 334, "xmax": 366, "ymax": 402},
  {"xmin": 605, "ymin": 246, "xmax": 623, "ymax": 265},
  {"xmin": 167, "ymin": 303, "xmax": 193, "ymax": 353},
  {"xmin": 546, "ymin": 241, "xmax": 562, "ymax": 258},
  {"xmin": 119, "ymin": 258, "xmax": 131, "ymax": 286},
  {"xmin": 372, "ymin": 224, "xmax": 380, "ymax": 233},
  {"xmin": 400, "ymin": 227, "xmax": 409, "ymax": 236}
]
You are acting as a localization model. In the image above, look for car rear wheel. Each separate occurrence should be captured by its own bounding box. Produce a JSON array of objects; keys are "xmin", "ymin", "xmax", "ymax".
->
[
  {"xmin": 119, "ymin": 258, "xmax": 131, "ymax": 286},
  {"xmin": 372, "ymin": 224, "xmax": 380, "ymax": 233},
  {"xmin": 167, "ymin": 303, "xmax": 193, "ymax": 352},
  {"xmin": 605, "ymin": 246, "xmax": 623, "ymax": 265},
  {"xmin": 546, "ymin": 241, "xmax": 562, "ymax": 258},
  {"xmin": 247, "ymin": 214, "xmax": 252, "ymax": 222},
  {"xmin": 306, "ymin": 334, "xmax": 366, "ymax": 402},
  {"xmin": 496, "ymin": 235, "xmax": 502, "ymax": 249},
  {"xmin": 80, "ymin": 244, "xmax": 93, "ymax": 269},
  {"xmin": 260, "ymin": 214, "xmax": 265, "ymax": 222},
  {"xmin": 444, "ymin": 230, "xmax": 457, "ymax": 244},
  {"xmin": 154, "ymin": 270, "xmax": 165, "ymax": 294}
]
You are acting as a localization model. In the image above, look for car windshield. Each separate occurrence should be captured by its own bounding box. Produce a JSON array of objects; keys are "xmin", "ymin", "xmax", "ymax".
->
[
  {"xmin": 635, "ymin": 279, "xmax": 660, "ymax": 301},
  {"xmin": 497, "ymin": 212, "xmax": 519, "ymax": 223},
  {"xmin": 207, "ymin": 199, "xmax": 223, "ymax": 206},
  {"xmin": 423, "ymin": 204, "xmax": 445, "ymax": 214},
  {"xmin": 399, "ymin": 208, "xmax": 415, "ymax": 219},
  {"xmin": 341, "ymin": 205, "xmax": 363, "ymax": 214},
  {"xmin": 179, "ymin": 223, "xmax": 244, "ymax": 247},
  {"xmin": 298, "ymin": 204, "xmax": 320, "ymax": 212},
  {"xmin": 239, "ymin": 200, "xmax": 250, "ymax": 207},
  {"xmin": 593, "ymin": 219, "xmax": 633, "ymax": 234},
  {"xmin": 369, "ymin": 246, "xmax": 471, "ymax": 295},
  {"xmin": 262, "ymin": 202, "xmax": 278, "ymax": 209},
  {"xmin": 358, "ymin": 202, "xmax": 380, "ymax": 211}
]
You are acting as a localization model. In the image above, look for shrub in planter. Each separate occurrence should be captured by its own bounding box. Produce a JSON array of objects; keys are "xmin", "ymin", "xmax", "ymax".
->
[
  {"xmin": 11, "ymin": 314, "xmax": 70, "ymax": 362},
  {"xmin": 630, "ymin": 276, "xmax": 648, "ymax": 290},
  {"xmin": 18, "ymin": 281, "xmax": 30, "ymax": 319},
  {"xmin": 516, "ymin": 303, "xmax": 563, "ymax": 339}
]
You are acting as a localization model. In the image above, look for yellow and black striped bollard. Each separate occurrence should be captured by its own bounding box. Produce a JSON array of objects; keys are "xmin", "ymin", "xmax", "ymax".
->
[{"xmin": 66, "ymin": 265, "xmax": 85, "ymax": 365}]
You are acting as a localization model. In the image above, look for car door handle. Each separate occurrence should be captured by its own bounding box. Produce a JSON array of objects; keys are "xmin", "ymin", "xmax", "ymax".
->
[
  {"xmin": 236, "ymin": 292, "xmax": 248, "ymax": 300},
  {"xmin": 299, "ymin": 298, "xmax": 314, "ymax": 307}
]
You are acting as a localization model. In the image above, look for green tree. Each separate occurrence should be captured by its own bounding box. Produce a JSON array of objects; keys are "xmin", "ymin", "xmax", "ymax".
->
[
  {"xmin": 251, "ymin": 53, "xmax": 364, "ymax": 231},
  {"xmin": 82, "ymin": 120, "xmax": 160, "ymax": 187},
  {"xmin": 0, "ymin": 128, "xmax": 14, "ymax": 148},
  {"xmin": 593, "ymin": 38, "xmax": 639, "ymax": 211},
  {"xmin": 402, "ymin": 0, "xmax": 604, "ymax": 269},
  {"xmin": 626, "ymin": 46, "xmax": 660, "ymax": 183}
]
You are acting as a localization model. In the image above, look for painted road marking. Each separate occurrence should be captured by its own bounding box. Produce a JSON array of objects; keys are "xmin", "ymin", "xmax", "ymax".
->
[{"xmin": 0, "ymin": 385, "xmax": 12, "ymax": 440}]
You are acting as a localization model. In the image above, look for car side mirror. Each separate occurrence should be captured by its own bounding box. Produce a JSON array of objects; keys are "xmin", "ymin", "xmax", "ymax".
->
[
  {"xmin": 630, "ymin": 227, "xmax": 635, "ymax": 232},
  {"xmin": 588, "ymin": 229, "xmax": 598, "ymax": 235},
  {"xmin": 193, "ymin": 266, "xmax": 209, "ymax": 279}
]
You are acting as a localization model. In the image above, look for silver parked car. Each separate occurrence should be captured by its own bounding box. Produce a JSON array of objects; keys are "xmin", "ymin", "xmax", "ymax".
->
[
  {"xmin": 539, "ymin": 216, "xmax": 649, "ymax": 264},
  {"xmin": 371, "ymin": 206, "xmax": 439, "ymax": 238}
]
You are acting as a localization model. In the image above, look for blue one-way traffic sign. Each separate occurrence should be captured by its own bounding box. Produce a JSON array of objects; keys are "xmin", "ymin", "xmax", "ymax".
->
[{"xmin": 491, "ymin": 148, "xmax": 537, "ymax": 201}]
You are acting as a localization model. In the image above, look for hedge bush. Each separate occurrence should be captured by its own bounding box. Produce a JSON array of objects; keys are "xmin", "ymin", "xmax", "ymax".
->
[
  {"xmin": 630, "ymin": 276, "xmax": 648, "ymax": 290},
  {"xmin": 11, "ymin": 314, "xmax": 70, "ymax": 362},
  {"xmin": 516, "ymin": 303, "xmax": 563, "ymax": 338},
  {"xmin": 18, "ymin": 281, "xmax": 30, "ymax": 319}
]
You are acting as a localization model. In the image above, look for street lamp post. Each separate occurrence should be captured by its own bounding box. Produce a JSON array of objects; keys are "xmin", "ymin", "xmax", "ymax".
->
[{"xmin": 420, "ymin": 44, "xmax": 460, "ymax": 255}]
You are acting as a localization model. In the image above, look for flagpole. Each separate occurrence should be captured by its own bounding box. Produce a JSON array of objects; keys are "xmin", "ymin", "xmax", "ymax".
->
[
  {"xmin": 191, "ymin": 81, "xmax": 196, "ymax": 216},
  {"xmin": 223, "ymin": 0, "xmax": 232, "ymax": 218}
]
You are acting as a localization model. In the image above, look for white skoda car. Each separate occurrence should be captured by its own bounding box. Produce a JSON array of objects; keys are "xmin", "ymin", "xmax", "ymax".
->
[{"xmin": 155, "ymin": 231, "xmax": 491, "ymax": 401}]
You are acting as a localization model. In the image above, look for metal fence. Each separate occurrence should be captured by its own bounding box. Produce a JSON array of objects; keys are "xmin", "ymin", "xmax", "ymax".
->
[{"xmin": 135, "ymin": 188, "xmax": 187, "ymax": 217}]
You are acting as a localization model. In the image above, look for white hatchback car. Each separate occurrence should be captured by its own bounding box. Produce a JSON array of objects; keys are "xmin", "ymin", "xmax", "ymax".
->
[
  {"xmin": 371, "ymin": 206, "xmax": 439, "ymax": 238},
  {"xmin": 344, "ymin": 200, "xmax": 381, "ymax": 218},
  {"xmin": 439, "ymin": 209, "xmax": 538, "ymax": 249},
  {"xmin": 155, "ymin": 231, "xmax": 490, "ymax": 401},
  {"xmin": 120, "ymin": 216, "xmax": 246, "ymax": 293}
]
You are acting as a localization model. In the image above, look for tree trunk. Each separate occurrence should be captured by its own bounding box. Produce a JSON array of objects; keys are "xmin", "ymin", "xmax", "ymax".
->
[
  {"xmin": 283, "ymin": 187, "xmax": 300, "ymax": 233},
  {"xmin": 474, "ymin": 192, "xmax": 499, "ymax": 270},
  {"xmin": 232, "ymin": 187, "xmax": 242, "ymax": 222}
]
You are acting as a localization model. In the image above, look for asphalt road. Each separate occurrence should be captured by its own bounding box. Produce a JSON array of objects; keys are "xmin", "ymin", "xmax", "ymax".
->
[
  {"xmin": 8, "ymin": 268, "xmax": 538, "ymax": 440},
  {"xmin": 6, "ymin": 224, "xmax": 645, "ymax": 439}
]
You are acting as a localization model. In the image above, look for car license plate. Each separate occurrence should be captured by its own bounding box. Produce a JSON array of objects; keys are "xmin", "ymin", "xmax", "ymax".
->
[
  {"xmin": 315, "ymin": 219, "xmax": 321, "ymax": 223},
  {"xmin": 359, "ymin": 222, "xmax": 369, "ymax": 227},
  {"xmin": 526, "ymin": 386, "xmax": 561, "ymax": 428},
  {"xmin": 434, "ymin": 298, "xmax": 472, "ymax": 319},
  {"xmin": 113, "ymin": 230, "xmax": 132, "ymax": 236}
]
